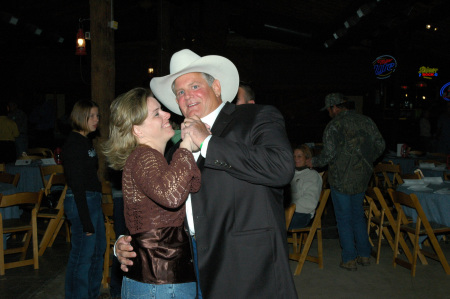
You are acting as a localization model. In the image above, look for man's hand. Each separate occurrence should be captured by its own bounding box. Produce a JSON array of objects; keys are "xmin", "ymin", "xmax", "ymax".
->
[
  {"xmin": 181, "ymin": 116, "xmax": 211, "ymax": 148},
  {"xmin": 115, "ymin": 235, "xmax": 136, "ymax": 272}
]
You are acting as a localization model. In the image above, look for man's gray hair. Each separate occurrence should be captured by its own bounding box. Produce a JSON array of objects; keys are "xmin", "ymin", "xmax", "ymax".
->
[{"xmin": 171, "ymin": 73, "xmax": 215, "ymax": 95}]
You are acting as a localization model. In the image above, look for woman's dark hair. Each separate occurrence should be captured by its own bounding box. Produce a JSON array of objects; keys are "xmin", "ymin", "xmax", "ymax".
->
[{"xmin": 70, "ymin": 100, "xmax": 99, "ymax": 132}]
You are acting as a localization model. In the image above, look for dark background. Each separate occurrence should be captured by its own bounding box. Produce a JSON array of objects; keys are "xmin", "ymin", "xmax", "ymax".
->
[{"xmin": 1, "ymin": 0, "xmax": 449, "ymax": 151}]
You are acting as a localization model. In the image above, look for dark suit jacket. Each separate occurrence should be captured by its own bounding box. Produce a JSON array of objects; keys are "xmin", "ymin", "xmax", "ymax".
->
[{"xmin": 168, "ymin": 102, "xmax": 297, "ymax": 298}]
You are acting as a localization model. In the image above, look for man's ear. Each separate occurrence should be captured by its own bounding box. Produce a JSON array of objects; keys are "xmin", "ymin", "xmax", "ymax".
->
[{"xmin": 212, "ymin": 79, "xmax": 222, "ymax": 98}]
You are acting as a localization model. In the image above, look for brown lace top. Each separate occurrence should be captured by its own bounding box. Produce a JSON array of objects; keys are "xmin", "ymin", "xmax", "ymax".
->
[{"xmin": 122, "ymin": 145, "xmax": 201, "ymax": 234}]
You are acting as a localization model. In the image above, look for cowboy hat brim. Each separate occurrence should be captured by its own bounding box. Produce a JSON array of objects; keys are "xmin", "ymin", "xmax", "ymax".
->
[{"xmin": 150, "ymin": 52, "xmax": 239, "ymax": 115}]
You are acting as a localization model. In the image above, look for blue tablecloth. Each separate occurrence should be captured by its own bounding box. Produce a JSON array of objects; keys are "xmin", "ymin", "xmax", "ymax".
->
[
  {"xmin": 383, "ymin": 155, "xmax": 417, "ymax": 174},
  {"xmin": 384, "ymin": 154, "xmax": 449, "ymax": 179},
  {"xmin": 0, "ymin": 182, "xmax": 20, "ymax": 249},
  {"xmin": 0, "ymin": 182, "xmax": 20, "ymax": 218},
  {"xmin": 396, "ymin": 183, "xmax": 450, "ymax": 227},
  {"xmin": 420, "ymin": 168, "xmax": 450, "ymax": 179},
  {"xmin": 6, "ymin": 161, "xmax": 44, "ymax": 192}
]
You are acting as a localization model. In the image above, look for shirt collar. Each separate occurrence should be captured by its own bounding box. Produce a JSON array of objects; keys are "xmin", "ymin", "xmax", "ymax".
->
[{"xmin": 201, "ymin": 101, "xmax": 225, "ymax": 127}]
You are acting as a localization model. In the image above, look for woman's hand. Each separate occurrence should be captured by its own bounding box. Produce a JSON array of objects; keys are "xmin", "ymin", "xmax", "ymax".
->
[{"xmin": 180, "ymin": 131, "xmax": 199, "ymax": 152}]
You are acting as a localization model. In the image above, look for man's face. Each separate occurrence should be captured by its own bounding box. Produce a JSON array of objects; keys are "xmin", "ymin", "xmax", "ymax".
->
[
  {"xmin": 174, "ymin": 72, "xmax": 222, "ymax": 118},
  {"xmin": 327, "ymin": 106, "xmax": 338, "ymax": 118},
  {"xmin": 236, "ymin": 87, "xmax": 247, "ymax": 105},
  {"xmin": 236, "ymin": 87, "xmax": 255, "ymax": 105}
]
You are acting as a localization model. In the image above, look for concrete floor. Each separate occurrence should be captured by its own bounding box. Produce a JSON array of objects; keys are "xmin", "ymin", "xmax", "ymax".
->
[{"xmin": 2, "ymin": 225, "xmax": 450, "ymax": 298}]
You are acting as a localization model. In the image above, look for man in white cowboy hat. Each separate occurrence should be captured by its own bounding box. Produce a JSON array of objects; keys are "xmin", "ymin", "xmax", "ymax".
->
[{"xmin": 115, "ymin": 49, "xmax": 297, "ymax": 298}]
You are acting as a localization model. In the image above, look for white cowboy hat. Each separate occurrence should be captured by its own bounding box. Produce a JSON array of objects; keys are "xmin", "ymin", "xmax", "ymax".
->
[{"xmin": 150, "ymin": 49, "xmax": 239, "ymax": 115}]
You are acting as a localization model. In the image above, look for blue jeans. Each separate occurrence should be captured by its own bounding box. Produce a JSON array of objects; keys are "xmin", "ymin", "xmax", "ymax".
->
[
  {"xmin": 64, "ymin": 190, "xmax": 106, "ymax": 299},
  {"xmin": 121, "ymin": 277, "xmax": 196, "ymax": 298},
  {"xmin": 288, "ymin": 212, "xmax": 312, "ymax": 230},
  {"xmin": 331, "ymin": 187, "xmax": 371, "ymax": 263}
]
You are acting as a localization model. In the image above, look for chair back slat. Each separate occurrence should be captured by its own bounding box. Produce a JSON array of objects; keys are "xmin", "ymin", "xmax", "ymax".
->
[
  {"xmin": 285, "ymin": 203, "xmax": 296, "ymax": 230},
  {"xmin": 0, "ymin": 191, "xmax": 43, "ymax": 208},
  {"xmin": 39, "ymin": 165, "xmax": 64, "ymax": 189}
]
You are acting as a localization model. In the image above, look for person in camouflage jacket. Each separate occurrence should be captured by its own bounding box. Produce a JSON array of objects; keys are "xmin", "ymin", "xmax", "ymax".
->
[{"xmin": 306, "ymin": 92, "xmax": 385, "ymax": 271}]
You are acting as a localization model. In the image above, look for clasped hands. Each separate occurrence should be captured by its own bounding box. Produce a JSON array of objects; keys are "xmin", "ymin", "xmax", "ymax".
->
[{"xmin": 179, "ymin": 116, "xmax": 211, "ymax": 152}]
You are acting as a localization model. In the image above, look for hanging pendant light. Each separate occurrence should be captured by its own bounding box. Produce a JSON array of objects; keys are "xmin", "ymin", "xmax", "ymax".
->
[{"xmin": 75, "ymin": 28, "xmax": 87, "ymax": 55}]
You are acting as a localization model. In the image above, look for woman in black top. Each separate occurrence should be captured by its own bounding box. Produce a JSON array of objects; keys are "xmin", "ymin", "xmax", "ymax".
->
[{"xmin": 63, "ymin": 100, "xmax": 105, "ymax": 299}]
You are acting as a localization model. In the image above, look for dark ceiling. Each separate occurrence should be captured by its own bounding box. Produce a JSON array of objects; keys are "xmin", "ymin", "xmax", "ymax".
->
[
  {"xmin": 1, "ymin": 0, "xmax": 449, "ymax": 101},
  {"xmin": 2, "ymin": 0, "xmax": 449, "ymax": 149},
  {"xmin": 2, "ymin": 0, "xmax": 449, "ymax": 53}
]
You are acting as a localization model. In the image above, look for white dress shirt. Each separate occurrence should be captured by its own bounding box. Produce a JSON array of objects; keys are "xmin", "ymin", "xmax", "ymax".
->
[{"xmin": 186, "ymin": 102, "xmax": 225, "ymax": 236}]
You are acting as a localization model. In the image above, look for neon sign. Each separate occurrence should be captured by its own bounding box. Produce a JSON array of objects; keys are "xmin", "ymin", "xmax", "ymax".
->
[
  {"xmin": 418, "ymin": 66, "xmax": 438, "ymax": 79},
  {"xmin": 440, "ymin": 82, "xmax": 450, "ymax": 101},
  {"xmin": 373, "ymin": 55, "xmax": 397, "ymax": 79}
]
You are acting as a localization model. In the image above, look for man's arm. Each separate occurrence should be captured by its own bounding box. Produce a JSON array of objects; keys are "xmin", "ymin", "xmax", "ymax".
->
[
  {"xmin": 311, "ymin": 123, "xmax": 338, "ymax": 168},
  {"xmin": 204, "ymin": 105, "xmax": 294, "ymax": 187},
  {"xmin": 114, "ymin": 235, "xmax": 136, "ymax": 272}
]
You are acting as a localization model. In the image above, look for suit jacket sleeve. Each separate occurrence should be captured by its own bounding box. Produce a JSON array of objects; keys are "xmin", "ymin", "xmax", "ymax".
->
[{"xmin": 204, "ymin": 105, "xmax": 294, "ymax": 187}]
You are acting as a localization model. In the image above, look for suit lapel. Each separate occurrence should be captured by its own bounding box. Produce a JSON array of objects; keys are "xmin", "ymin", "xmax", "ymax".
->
[{"xmin": 196, "ymin": 102, "xmax": 235, "ymax": 168}]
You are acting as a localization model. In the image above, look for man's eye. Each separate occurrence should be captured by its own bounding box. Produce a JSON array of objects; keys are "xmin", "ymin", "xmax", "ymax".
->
[
  {"xmin": 192, "ymin": 85, "xmax": 199, "ymax": 90},
  {"xmin": 177, "ymin": 90, "xmax": 184, "ymax": 97}
]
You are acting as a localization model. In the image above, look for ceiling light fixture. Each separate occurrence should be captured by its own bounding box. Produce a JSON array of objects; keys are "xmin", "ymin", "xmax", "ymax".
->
[
  {"xmin": 76, "ymin": 28, "xmax": 87, "ymax": 55},
  {"xmin": 76, "ymin": 18, "xmax": 89, "ymax": 56}
]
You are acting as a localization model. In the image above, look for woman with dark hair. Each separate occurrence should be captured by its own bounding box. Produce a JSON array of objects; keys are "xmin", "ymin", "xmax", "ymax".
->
[{"xmin": 63, "ymin": 100, "xmax": 105, "ymax": 299}]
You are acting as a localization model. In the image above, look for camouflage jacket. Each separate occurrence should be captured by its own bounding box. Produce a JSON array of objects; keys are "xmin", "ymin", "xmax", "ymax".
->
[{"xmin": 312, "ymin": 110, "xmax": 385, "ymax": 194}]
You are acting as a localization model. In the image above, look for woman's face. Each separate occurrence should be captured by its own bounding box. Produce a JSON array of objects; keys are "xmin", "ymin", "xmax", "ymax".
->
[
  {"xmin": 133, "ymin": 97, "xmax": 174, "ymax": 146},
  {"xmin": 86, "ymin": 107, "xmax": 99, "ymax": 134},
  {"xmin": 293, "ymin": 149, "xmax": 306, "ymax": 168}
]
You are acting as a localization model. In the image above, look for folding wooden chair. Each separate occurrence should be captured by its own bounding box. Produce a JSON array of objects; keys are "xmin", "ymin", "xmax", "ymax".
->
[
  {"xmin": 101, "ymin": 202, "xmax": 116, "ymax": 288},
  {"xmin": 39, "ymin": 165, "xmax": 64, "ymax": 190},
  {"xmin": 319, "ymin": 171, "xmax": 329, "ymax": 190},
  {"xmin": 285, "ymin": 203, "xmax": 296, "ymax": 230},
  {"xmin": 0, "ymin": 173, "xmax": 20, "ymax": 187},
  {"xmin": 101, "ymin": 180, "xmax": 116, "ymax": 288},
  {"xmin": 365, "ymin": 187, "xmax": 418, "ymax": 264},
  {"xmin": 0, "ymin": 190, "xmax": 43, "ymax": 275},
  {"xmin": 38, "ymin": 173, "xmax": 70, "ymax": 256},
  {"xmin": 373, "ymin": 162, "xmax": 404, "ymax": 191},
  {"xmin": 389, "ymin": 190, "xmax": 450, "ymax": 276},
  {"xmin": 288, "ymin": 189, "xmax": 330, "ymax": 275},
  {"xmin": 101, "ymin": 180, "xmax": 113, "ymax": 204}
]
